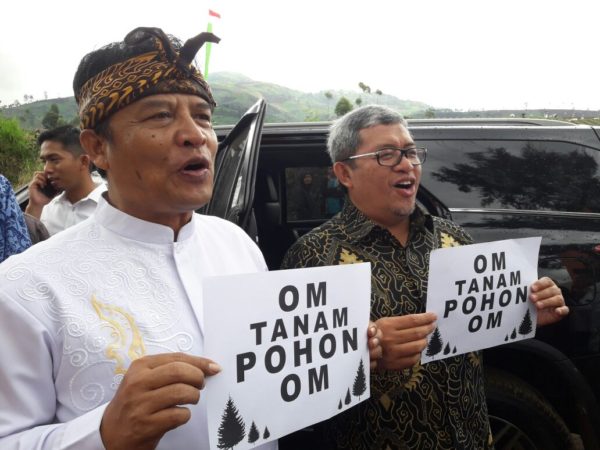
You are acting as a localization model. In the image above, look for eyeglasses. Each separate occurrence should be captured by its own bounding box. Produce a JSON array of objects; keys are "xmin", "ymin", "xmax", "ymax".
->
[{"xmin": 342, "ymin": 147, "xmax": 427, "ymax": 167}]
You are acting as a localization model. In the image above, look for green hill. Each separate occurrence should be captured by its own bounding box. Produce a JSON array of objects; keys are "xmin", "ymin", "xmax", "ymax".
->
[
  {"xmin": 0, "ymin": 72, "xmax": 431, "ymax": 129},
  {"xmin": 2, "ymin": 97, "xmax": 78, "ymax": 130}
]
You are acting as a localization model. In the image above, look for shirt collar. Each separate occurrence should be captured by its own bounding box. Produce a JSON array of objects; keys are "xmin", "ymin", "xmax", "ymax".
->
[
  {"xmin": 94, "ymin": 194, "xmax": 196, "ymax": 244},
  {"xmin": 340, "ymin": 197, "xmax": 434, "ymax": 242},
  {"xmin": 88, "ymin": 182, "xmax": 108, "ymax": 202},
  {"xmin": 53, "ymin": 181, "xmax": 107, "ymax": 205}
]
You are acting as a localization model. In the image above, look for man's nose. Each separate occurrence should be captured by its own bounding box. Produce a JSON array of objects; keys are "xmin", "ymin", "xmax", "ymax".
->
[
  {"xmin": 175, "ymin": 114, "xmax": 208, "ymax": 148},
  {"xmin": 392, "ymin": 154, "xmax": 416, "ymax": 171}
]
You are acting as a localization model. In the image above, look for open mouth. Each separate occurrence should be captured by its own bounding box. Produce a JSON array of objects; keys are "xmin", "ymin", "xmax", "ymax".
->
[
  {"xmin": 394, "ymin": 180, "xmax": 415, "ymax": 190},
  {"xmin": 180, "ymin": 158, "xmax": 210, "ymax": 175},
  {"xmin": 183, "ymin": 162, "xmax": 206, "ymax": 171}
]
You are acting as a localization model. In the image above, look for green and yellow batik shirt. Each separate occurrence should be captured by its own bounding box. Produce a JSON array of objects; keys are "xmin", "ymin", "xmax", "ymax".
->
[{"xmin": 281, "ymin": 200, "xmax": 493, "ymax": 450}]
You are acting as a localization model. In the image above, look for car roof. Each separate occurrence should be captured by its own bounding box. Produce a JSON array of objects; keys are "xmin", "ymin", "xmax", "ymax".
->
[
  {"xmin": 406, "ymin": 118, "xmax": 575, "ymax": 127},
  {"xmin": 214, "ymin": 117, "xmax": 575, "ymax": 137}
]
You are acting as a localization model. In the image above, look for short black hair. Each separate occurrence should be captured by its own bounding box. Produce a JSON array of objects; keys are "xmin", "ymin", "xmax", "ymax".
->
[{"xmin": 37, "ymin": 125, "xmax": 84, "ymax": 157}]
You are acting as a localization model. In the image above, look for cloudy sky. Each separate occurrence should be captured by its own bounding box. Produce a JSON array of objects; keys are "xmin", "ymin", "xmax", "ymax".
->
[{"xmin": 2, "ymin": 0, "xmax": 599, "ymax": 111}]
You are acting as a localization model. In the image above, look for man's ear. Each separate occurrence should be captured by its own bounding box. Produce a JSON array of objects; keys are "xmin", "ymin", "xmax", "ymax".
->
[
  {"xmin": 80, "ymin": 129, "xmax": 109, "ymax": 172},
  {"xmin": 78, "ymin": 153, "xmax": 91, "ymax": 171},
  {"xmin": 333, "ymin": 161, "xmax": 353, "ymax": 190}
]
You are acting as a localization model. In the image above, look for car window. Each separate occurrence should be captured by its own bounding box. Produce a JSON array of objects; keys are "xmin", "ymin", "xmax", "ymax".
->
[
  {"xmin": 421, "ymin": 140, "xmax": 600, "ymax": 213},
  {"xmin": 210, "ymin": 131, "xmax": 249, "ymax": 216},
  {"xmin": 284, "ymin": 166, "xmax": 344, "ymax": 222}
]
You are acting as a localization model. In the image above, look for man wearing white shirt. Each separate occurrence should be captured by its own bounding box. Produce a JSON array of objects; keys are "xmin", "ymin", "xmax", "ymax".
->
[
  {"xmin": 0, "ymin": 27, "xmax": 273, "ymax": 450},
  {"xmin": 26, "ymin": 125, "xmax": 106, "ymax": 235}
]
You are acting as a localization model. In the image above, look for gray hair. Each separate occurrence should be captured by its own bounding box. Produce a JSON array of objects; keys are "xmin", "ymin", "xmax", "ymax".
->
[{"xmin": 327, "ymin": 105, "xmax": 409, "ymax": 163}]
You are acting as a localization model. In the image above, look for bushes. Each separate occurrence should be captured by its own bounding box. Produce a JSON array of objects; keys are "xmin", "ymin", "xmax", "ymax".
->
[{"xmin": 0, "ymin": 116, "xmax": 40, "ymax": 188}]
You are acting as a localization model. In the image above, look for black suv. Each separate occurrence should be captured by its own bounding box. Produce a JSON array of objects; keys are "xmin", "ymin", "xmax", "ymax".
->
[
  {"xmin": 16, "ymin": 101, "xmax": 600, "ymax": 449},
  {"xmin": 203, "ymin": 101, "xmax": 600, "ymax": 450}
]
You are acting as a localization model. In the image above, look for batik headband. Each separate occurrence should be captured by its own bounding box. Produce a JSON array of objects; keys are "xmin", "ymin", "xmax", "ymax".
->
[{"xmin": 77, "ymin": 27, "xmax": 220, "ymax": 129}]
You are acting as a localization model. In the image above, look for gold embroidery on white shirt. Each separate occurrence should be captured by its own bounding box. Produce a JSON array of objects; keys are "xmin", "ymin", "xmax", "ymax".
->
[{"xmin": 91, "ymin": 294, "xmax": 146, "ymax": 374}]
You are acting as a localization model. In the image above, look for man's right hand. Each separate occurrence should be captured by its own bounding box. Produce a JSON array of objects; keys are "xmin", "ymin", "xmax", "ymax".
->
[
  {"xmin": 25, "ymin": 171, "xmax": 53, "ymax": 218},
  {"xmin": 100, "ymin": 353, "xmax": 222, "ymax": 450},
  {"xmin": 376, "ymin": 312, "xmax": 437, "ymax": 370}
]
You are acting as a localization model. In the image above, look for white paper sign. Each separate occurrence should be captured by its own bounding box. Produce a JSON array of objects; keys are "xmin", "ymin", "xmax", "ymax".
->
[
  {"xmin": 203, "ymin": 263, "xmax": 371, "ymax": 450},
  {"xmin": 422, "ymin": 237, "xmax": 541, "ymax": 363}
]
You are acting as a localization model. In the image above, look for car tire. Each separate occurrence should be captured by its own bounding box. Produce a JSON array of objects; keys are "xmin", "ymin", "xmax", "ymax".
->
[{"xmin": 485, "ymin": 368, "xmax": 574, "ymax": 450}]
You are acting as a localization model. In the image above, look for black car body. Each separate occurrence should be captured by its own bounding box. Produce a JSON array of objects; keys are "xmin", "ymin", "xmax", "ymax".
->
[{"xmin": 207, "ymin": 102, "xmax": 600, "ymax": 449}]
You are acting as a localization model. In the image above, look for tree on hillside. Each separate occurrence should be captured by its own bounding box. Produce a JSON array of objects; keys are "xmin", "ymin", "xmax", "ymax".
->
[
  {"xmin": 335, "ymin": 97, "xmax": 353, "ymax": 117},
  {"xmin": 358, "ymin": 82, "xmax": 371, "ymax": 94},
  {"xmin": 324, "ymin": 91, "xmax": 334, "ymax": 117},
  {"xmin": 19, "ymin": 109, "xmax": 35, "ymax": 129},
  {"xmin": 425, "ymin": 108, "xmax": 436, "ymax": 118},
  {"xmin": 355, "ymin": 97, "xmax": 362, "ymax": 107},
  {"xmin": 0, "ymin": 116, "xmax": 39, "ymax": 186},
  {"xmin": 42, "ymin": 104, "xmax": 63, "ymax": 130}
]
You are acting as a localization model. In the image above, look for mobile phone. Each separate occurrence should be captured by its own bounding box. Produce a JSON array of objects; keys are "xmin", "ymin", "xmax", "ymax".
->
[{"xmin": 40, "ymin": 182, "xmax": 60, "ymax": 199}]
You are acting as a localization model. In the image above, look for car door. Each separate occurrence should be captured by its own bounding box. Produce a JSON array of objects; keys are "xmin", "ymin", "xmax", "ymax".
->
[{"xmin": 199, "ymin": 99, "xmax": 266, "ymax": 235}]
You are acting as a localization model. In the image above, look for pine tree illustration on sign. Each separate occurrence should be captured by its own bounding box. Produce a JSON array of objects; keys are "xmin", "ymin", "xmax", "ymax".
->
[
  {"xmin": 352, "ymin": 359, "xmax": 367, "ymax": 400},
  {"xmin": 426, "ymin": 327, "xmax": 443, "ymax": 356},
  {"xmin": 248, "ymin": 421, "xmax": 259, "ymax": 444},
  {"xmin": 263, "ymin": 427, "xmax": 270, "ymax": 439},
  {"xmin": 518, "ymin": 309, "xmax": 533, "ymax": 335},
  {"xmin": 217, "ymin": 396, "xmax": 246, "ymax": 449},
  {"xmin": 344, "ymin": 388, "xmax": 351, "ymax": 405}
]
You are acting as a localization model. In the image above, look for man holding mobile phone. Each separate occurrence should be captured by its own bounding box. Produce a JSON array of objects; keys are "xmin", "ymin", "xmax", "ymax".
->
[{"xmin": 25, "ymin": 125, "xmax": 106, "ymax": 235}]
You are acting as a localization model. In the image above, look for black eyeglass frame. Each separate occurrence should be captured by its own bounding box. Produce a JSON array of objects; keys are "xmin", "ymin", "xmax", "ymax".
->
[{"xmin": 342, "ymin": 147, "xmax": 427, "ymax": 166}]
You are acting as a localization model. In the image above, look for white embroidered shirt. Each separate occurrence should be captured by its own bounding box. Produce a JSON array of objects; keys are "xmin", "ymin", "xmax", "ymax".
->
[{"xmin": 0, "ymin": 196, "xmax": 276, "ymax": 450}]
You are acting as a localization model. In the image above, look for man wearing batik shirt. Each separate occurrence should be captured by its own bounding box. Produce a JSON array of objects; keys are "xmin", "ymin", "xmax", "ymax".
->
[
  {"xmin": 281, "ymin": 105, "xmax": 569, "ymax": 449},
  {"xmin": 0, "ymin": 27, "xmax": 275, "ymax": 450}
]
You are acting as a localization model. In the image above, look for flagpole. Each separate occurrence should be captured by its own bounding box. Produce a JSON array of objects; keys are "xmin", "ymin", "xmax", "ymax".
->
[
  {"xmin": 205, "ymin": 22, "xmax": 213, "ymax": 78},
  {"xmin": 205, "ymin": 9, "xmax": 220, "ymax": 79}
]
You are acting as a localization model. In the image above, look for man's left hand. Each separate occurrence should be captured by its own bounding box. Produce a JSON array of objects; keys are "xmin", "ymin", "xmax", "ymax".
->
[{"xmin": 530, "ymin": 277, "xmax": 569, "ymax": 327}]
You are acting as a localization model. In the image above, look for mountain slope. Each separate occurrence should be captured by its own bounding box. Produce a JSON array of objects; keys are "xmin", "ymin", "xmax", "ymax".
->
[{"xmin": 1, "ymin": 72, "xmax": 431, "ymax": 129}]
